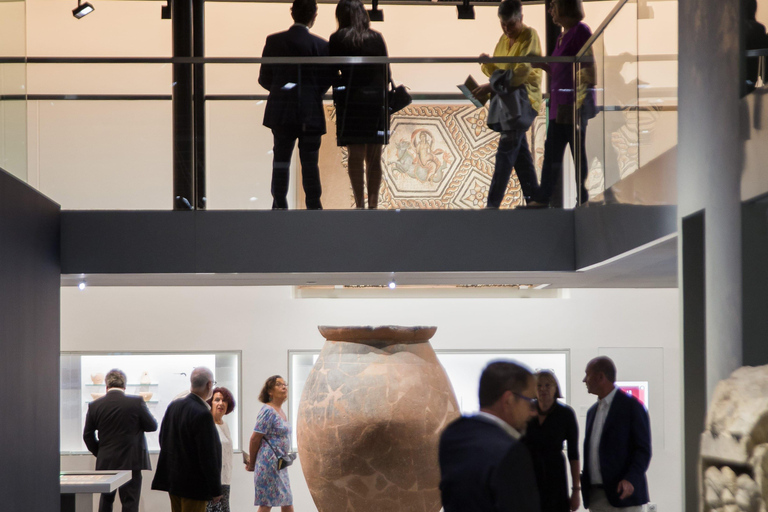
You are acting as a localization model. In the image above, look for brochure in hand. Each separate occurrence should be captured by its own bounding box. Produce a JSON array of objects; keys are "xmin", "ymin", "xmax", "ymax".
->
[{"xmin": 457, "ymin": 75, "xmax": 489, "ymax": 108}]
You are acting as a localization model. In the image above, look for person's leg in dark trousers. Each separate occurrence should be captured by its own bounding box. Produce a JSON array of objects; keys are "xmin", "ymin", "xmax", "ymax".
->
[
  {"xmin": 537, "ymin": 121, "xmax": 571, "ymax": 207},
  {"xmin": 347, "ymin": 144, "xmax": 366, "ymax": 208},
  {"xmin": 511, "ymin": 135, "xmax": 539, "ymax": 203},
  {"xmin": 364, "ymin": 144, "xmax": 383, "ymax": 209},
  {"xmin": 271, "ymin": 128, "xmax": 298, "ymax": 209},
  {"xmin": 98, "ymin": 489, "xmax": 117, "ymax": 512},
  {"xmin": 116, "ymin": 470, "xmax": 142, "ymax": 512},
  {"xmin": 575, "ymin": 119, "xmax": 589, "ymax": 204},
  {"xmin": 487, "ymin": 131, "xmax": 524, "ymax": 208},
  {"xmin": 297, "ymin": 133, "xmax": 323, "ymax": 210}
]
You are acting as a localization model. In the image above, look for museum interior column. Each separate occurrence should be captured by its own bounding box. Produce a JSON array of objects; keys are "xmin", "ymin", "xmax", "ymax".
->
[{"xmin": 678, "ymin": 0, "xmax": 743, "ymax": 509}]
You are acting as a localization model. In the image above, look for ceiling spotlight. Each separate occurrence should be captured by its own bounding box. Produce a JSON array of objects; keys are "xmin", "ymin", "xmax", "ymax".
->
[
  {"xmin": 457, "ymin": 0, "xmax": 475, "ymax": 20},
  {"xmin": 72, "ymin": 0, "xmax": 95, "ymax": 19},
  {"xmin": 367, "ymin": 0, "xmax": 384, "ymax": 22},
  {"xmin": 388, "ymin": 280, "xmax": 396, "ymax": 289},
  {"xmin": 78, "ymin": 282, "xmax": 86, "ymax": 291}
]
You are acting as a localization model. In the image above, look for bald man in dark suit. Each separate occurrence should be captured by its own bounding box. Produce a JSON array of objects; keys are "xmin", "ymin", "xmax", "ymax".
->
[{"xmin": 83, "ymin": 368, "xmax": 158, "ymax": 512}]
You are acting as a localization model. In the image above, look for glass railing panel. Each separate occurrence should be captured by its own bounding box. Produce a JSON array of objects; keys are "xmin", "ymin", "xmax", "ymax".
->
[
  {"xmin": 205, "ymin": 58, "xmax": 550, "ymax": 211},
  {"xmin": 0, "ymin": 0, "xmax": 26, "ymax": 182},
  {"xmin": 28, "ymin": 63, "xmax": 172, "ymax": 210},
  {"xmin": 576, "ymin": 0, "xmax": 678, "ymax": 207},
  {"xmin": 27, "ymin": 63, "xmax": 171, "ymax": 96},
  {"xmin": 0, "ymin": 63, "xmax": 27, "ymax": 182},
  {"xmin": 575, "ymin": 0, "xmax": 644, "ymax": 206},
  {"xmin": 634, "ymin": 0, "xmax": 678, "ymax": 205},
  {"xmin": 206, "ymin": 99, "xmax": 274, "ymax": 210}
]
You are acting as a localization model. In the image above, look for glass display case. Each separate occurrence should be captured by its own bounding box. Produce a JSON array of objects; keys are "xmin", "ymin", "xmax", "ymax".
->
[{"xmin": 61, "ymin": 351, "xmax": 241, "ymax": 453}]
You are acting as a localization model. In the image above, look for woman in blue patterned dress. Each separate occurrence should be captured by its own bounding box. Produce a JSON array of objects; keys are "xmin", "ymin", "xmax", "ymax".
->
[{"xmin": 245, "ymin": 375, "xmax": 294, "ymax": 512}]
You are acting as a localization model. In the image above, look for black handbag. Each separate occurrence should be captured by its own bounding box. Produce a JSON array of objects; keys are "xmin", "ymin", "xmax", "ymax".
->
[
  {"xmin": 388, "ymin": 78, "xmax": 412, "ymax": 115},
  {"xmin": 263, "ymin": 437, "xmax": 296, "ymax": 471}
]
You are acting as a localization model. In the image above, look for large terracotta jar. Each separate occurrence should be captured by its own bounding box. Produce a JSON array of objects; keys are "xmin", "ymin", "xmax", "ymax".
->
[{"xmin": 297, "ymin": 326, "xmax": 460, "ymax": 512}]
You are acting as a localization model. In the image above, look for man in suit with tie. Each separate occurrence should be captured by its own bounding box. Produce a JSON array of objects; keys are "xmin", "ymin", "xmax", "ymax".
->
[
  {"xmin": 259, "ymin": 0, "xmax": 331, "ymax": 210},
  {"xmin": 151, "ymin": 367, "xmax": 222, "ymax": 512},
  {"xmin": 582, "ymin": 356, "xmax": 652, "ymax": 512},
  {"xmin": 83, "ymin": 368, "xmax": 158, "ymax": 512},
  {"xmin": 439, "ymin": 360, "xmax": 541, "ymax": 512}
]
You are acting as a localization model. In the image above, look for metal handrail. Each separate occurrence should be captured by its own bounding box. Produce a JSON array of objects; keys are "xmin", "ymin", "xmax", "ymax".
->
[{"xmin": 5, "ymin": 55, "xmax": 577, "ymax": 65}]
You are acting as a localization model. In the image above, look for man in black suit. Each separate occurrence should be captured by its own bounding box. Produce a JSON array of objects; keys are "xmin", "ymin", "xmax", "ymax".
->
[
  {"xmin": 259, "ymin": 0, "xmax": 331, "ymax": 210},
  {"xmin": 83, "ymin": 368, "xmax": 158, "ymax": 512},
  {"xmin": 582, "ymin": 356, "xmax": 652, "ymax": 512},
  {"xmin": 151, "ymin": 367, "xmax": 222, "ymax": 512},
  {"xmin": 439, "ymin": 361, "xmax": 540, "ymax": 512}
]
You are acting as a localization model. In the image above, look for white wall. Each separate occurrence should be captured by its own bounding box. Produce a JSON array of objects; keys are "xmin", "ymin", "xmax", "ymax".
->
[{"xmin": 60, "ymin": 286, "xmax": 681, "ymax": 512}]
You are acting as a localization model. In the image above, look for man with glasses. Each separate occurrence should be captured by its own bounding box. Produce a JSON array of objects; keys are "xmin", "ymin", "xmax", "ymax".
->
[
  {"xmin": 582, "ymin": 356, "xmax": 651, "ymax": 512},
  {"xmin": 439, "ymin": 360, "xmax": 540, "ymax": 512}
]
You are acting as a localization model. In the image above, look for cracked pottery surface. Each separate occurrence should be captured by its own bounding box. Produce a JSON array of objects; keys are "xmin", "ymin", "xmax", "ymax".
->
[{"xmin": 297, "ymin": 326, "xmax": 460, "ymax": 512}]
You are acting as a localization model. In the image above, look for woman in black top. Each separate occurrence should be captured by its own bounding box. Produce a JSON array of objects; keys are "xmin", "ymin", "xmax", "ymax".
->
[
  {"xmin": 329, "ymin": 0, "xmax": 389, "ymax": 209},
  {"xmin": 523, "ymin": 370, "xmax": 581, "ymax": 512}
]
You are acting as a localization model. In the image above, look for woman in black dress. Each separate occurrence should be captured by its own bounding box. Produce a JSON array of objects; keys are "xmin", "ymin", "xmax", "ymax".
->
[
  {"xmin": 523, "ymin": 370, "xmax": 581, "ymax": 512},
  {"xmin": 329, "ymin": 0, "xmax": 389, "ymax": 209}
]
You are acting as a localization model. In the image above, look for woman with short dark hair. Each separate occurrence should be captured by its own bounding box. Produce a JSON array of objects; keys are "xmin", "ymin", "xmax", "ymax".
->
[
  {"xmin": 329, "ymin": 0, "xmax": 390, "ymax": 209},
  {"xmin": 246, "ymin": 375, "xmax": 293, "ymax": 512}
]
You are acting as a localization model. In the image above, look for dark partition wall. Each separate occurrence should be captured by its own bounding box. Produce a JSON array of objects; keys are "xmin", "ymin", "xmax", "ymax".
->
[
  {"xmin": 742, "ymin": 200, "xmax": 768, "ymax": 365},
  {"xmin": 0, "ymin": 169, "xmax": 60, "ymax": 510},
  {"xmin": 682, "ymin": 211, "xmax": 706, "ymax": 512}
]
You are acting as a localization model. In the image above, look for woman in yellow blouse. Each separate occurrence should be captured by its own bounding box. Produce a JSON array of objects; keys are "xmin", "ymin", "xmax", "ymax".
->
[{"xmin": 473, "ymin": 0, "xmax": 543, "ymax": 208}]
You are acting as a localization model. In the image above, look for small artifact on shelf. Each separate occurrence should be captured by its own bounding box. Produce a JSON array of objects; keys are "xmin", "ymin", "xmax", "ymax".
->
[
  {"xmin": 139, "ymin": 371, "xmax": 151, "ymax": 385},
  {"xmin": 138, "ymin": 392, "xmax": 153, "ymax": 402},
  {"xmin": 90, "ymin": 373, "xmax": 105, "ymax": 385},
  {"xmin": 90, "ymin": 392, "xmax": 106, "ymax": 400}
]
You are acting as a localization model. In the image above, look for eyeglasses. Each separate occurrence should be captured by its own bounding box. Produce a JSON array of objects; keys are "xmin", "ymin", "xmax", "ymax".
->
[{"xmin": 513, "ymin": 392, "xmax": 538, "ymax": 409}]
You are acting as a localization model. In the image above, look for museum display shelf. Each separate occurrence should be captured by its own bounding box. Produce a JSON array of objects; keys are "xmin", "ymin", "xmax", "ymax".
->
[{"xmin": 61, "ymin": 351, "xmax": 241, "ymax": 453}]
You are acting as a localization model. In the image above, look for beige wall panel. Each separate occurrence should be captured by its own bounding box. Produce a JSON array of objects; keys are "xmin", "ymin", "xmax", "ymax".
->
[
  {"xmin": 35, "ymin": 100, "xmax": 171, "ymax": 209},
  {"xmin": 206, "ymin": 100, "xmax": 279, "ymax": 210},
  {"xmin": 26, "ymin": 0, "xmax": 171, "ymax": 56},
  {"xmin": 27, "ymin": 63, "xmax": 172, "ymax": 95},
  {"xmin": 0, "ymin": 1, "xmax": 26, "ymax": 56}
]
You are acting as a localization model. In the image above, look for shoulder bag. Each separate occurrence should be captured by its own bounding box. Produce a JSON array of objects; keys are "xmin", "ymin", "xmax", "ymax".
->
[
  {"xmin": 388, "ymin": 77, "xmax": 412, "ymax": 115},
  {"xmin": 263, "ymin": 437, "xmax": 297, "ymax": 471}
]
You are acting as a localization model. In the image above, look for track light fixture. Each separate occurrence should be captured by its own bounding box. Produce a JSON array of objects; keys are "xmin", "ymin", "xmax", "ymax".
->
[
  {"xmin": 72, "ymin": 0, "xmax": 95, "ymax": 19},
  {"xmin": 457, "ymin": 0, "xmax": 475, "ymax": 20},
  {"xmin": 367, "ymin": 0, "xmax": 384, "ymax": 22}
]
